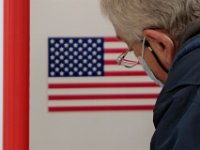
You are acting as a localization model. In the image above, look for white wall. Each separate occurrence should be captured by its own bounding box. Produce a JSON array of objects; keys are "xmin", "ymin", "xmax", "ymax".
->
[
  {"xmin": 0, "ymin": 0, "xmax": 3, "ymax": 149},
  {"xmin": 30, "ymin": 0, "xmax": 157, "ymax": 150}
]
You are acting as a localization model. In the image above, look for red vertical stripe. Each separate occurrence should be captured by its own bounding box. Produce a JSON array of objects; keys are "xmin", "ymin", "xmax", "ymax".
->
[{"xmin": 4, "ymin": 0, "xmax": 29, "ymax": 149}]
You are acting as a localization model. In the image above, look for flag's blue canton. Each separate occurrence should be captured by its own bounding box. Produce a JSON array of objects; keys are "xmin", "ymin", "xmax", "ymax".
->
[{"xmin": 48, "ymin": 38, "xmax": 104, "ymax": 77}]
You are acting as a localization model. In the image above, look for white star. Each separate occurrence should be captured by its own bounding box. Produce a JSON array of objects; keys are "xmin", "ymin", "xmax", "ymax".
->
[
  {"xmin": 78, "ymin": 63, "xmax": 83, "ymax": 68},
  {"xmin": 69, "ymin": 47, "xmax": 73, "ymax": 52},
  {"xmin": 78, "ymin": 55, "xmax": 83, "ymax": 60},
  {"xmin": 74, "ymin": 67, "xmax": 78, "ymax": 72},
  {"xmin": 59, "ymin": 39, "xmax": 64, "ymax": 44},
  {"xmin": 88, "ymin": 71, "xmax": 92, "ymax": 76},
  {"xmin": 97, "ymin": 63, "xmax": 102, "ymax": 67},
  {"xmin": 74, "ymin": 51, "xmax": 78, "ymax": 56},
  {"xmin": 92, "ymin": 51, "xmax": 97, "ymax": 56},
  {"xmin": 50, "ymin": 39, "xmax": 55, "ymax": 44},
  {"xmin": 69, "ymin": 63, "xmax": 74, "ymax": 68},
  {"xmin": 88, "ymin": 63, "xmax": 92, "ymax": 68},
  {"xmin": 88, "ymin": 39, "xmax": 92, "ymax": 44},
  {"xmin": 60, "ymin": 55, "xmax": 64, "ymax": 60},
  {"xmin": 88, "ymin": 55, "xmax": 92, "ymax": 60},
  {"xmin": 64, "ymin": 67, "xmax": 69, "ymax": 72},
  {"xmin": 69, "ymin": 55, "xmax": 74, "ymax": 60},
  {"xmin": 60, "ymin": 71, "xmax": 64, "ymax": 76},
  {"xmin": 55, "ymin": 59, "xmax": 60, "ymax": 64},
  {"xmin": 97, "ymin": 71, "xmax": 102, "ymax": 75},
  {"xmin": 92, "ymin": 43, "xmax": 97, "ymax": 48},
  {"xmin": 60, "ymin": 63, "xmax": 64, "ymax": 68},
  {"xmin": 92, "ymin": 59, "xmax": 97, "ymax": 63},
  {"xmin": 88, "ymin": 47, "xmax": 92, "ymax": 52},
  {"xmin": 74, "ymin": 59, "xmax": 78, "ymax": 64},
  {"xmin": 69, "ymin": 71, "xmax": 74, "ymax": 76},
  {"xmin": 55, "ymin": 43, "xmax": 60, "ymax": 48},
  {"xmin": 55, "ymin": 67, "xmax": 60, "ymax": 72},
  {"xmin": 83, "ymin": 67, "xmax": 88, "ymax": 72},
  {"xmin": 50, "ymin": 47, "xmax": 55, "ymax": 52},
  {"xmin": 64, "ymin": 51, "xmax": 69, "ymax": 56},
  {"xmin": 92, "ymin": 67, "xmax": 97, "ymax": 71},
  {"xmin": 64, "ymin": 43, "xmax": 69, "ymax": 48},
  {"xmin": 78, "ymin": 47, "xmax": 83, "ymax": 52},
  {"xmin": 50, "ymin": 55, "xmax": 55, "ymax": 60},
  {"xmin": 78, "ymin": 71, "xmax": 83, "ymax": 76},
  {"xmin": 97, "ymin": 55, "xmax": 102, "ymax": 59},
  {"xmin": 60, "ymin": 47, "xmax": 64, "ymax": 52},
  {"xmin": 73, "ymin": 43, "xmax": 78, "ymax": 48},
  {"xmin": 83, "ymin": 59, "xmax": 88, "ymax": 64},
  {"xmin": 50, "ymin": 63, "xmax": 55, "ymax": 68},
  {"xmin": 55, "ymin": 51, "xmax": 60, "ymax": 56},
  {"xmin": 50, "ymin": 72, "xmax": 55, "ymax": 76},
  {"xmin": 69, "ymin": 39, "xmax": 74, "ymax": 44},
  {"xmin": 83, "ymin": 43, "xmax": 88, "ymax": 48},
  {"xmin": 97, "ymin": 39, "xmax": 102, "ymax": 44},
  {"xmin": 97, "ymin": 47, "xmax": 102, "ymax": 51},
  {"xmin": 64, "ymin": 59, "xmax": 69, "ymax": 64},
  {"xmin": 78, "ymin": 39, "xmax": 83, "ymax": 44},
  {"xmin": 83, "ymin": 51, "xmax": 88, "ymax": 56}
]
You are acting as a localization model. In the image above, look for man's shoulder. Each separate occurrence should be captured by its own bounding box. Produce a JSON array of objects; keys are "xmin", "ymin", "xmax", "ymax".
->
[{"xmin": 152, "ymin": 84, "xmax": 200, "ymax": 150}]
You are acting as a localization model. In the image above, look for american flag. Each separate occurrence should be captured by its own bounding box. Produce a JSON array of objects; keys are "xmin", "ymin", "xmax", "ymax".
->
[{"xmin": 48, "ymin": 37, "xmax": 161, "ymax": 112}]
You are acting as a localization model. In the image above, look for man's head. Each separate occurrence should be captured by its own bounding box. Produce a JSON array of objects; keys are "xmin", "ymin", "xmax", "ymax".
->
[{"xmin": 101, "ymin": 0, "xmax": 200, "ymax": 84}]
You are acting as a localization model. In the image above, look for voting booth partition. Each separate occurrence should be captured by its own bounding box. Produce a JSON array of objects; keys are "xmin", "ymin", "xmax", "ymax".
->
[
  {"xmin": 4, "ymin": 0, "xmax": 29, "ymax": 149},
  {"xmin": 4, "ymin": 0, "xmax": 160, "ymax": 150}
]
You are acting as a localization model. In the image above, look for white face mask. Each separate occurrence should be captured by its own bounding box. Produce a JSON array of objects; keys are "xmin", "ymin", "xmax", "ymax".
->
[{"xmin": 137, "ymin": 37, "xmax": 164, "ymax": 87}]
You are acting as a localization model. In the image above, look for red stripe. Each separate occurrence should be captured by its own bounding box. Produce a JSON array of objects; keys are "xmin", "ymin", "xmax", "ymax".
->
[
  {"xmin": 104, "ymin": 71, "xmax": 147, "ymax": 76},
  {"xmin": 48, "ymin": 105, "xmax": 154, "ymax": 112},
  {"xmin": 49, "ymin": 83, "xmax": 159, "ymax": 88},
  {"xmin": 104, "ymin": 37, "xmax": 120, "ymax": 42},
  {"xmin": 104, "ymin": 60, "xmax": 118, "ymax": 65},
  {"xmin": 104, "ymin": 48, "xmax": 127, "ymax": 53},
  {"xmin": 48, "ymin": 94, "xmax": 158, "ymax": 100}
]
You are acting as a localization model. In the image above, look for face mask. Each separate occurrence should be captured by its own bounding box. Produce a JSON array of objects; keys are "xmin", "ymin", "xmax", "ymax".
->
[{"xmin": 138, "ymin": 37, "xmax": 164, "ymax": 87}]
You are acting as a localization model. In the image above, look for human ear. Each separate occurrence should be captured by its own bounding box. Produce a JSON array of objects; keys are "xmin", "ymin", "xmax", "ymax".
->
[{"xmin": 143, "ymin": 29, "xmax": 175, "ymax": 70}]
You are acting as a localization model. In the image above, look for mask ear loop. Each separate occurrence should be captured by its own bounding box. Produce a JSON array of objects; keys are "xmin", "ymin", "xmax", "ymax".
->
[
  {"xmin": 141, "ymin": 37, "xmax": 146, "ymax": 58},
  {"xmin": 144, "ymin": 38, "xmax": 169, "ymax": 73}
]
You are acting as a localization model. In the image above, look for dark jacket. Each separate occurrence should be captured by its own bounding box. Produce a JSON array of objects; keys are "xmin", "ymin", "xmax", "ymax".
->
[{"xmin": 151, "ymin": 22, "xmax": 200, "ymax": 150}]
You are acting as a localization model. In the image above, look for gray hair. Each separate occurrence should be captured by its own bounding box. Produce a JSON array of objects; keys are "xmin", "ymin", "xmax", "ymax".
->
[{"xmin": 100, "ymin": 0, "xmax": 200, "ymax": 44}]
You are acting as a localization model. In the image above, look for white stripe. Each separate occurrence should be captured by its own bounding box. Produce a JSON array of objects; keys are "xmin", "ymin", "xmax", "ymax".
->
[
  {"xmin": 105, "ymin": 54, "xmax": 137, "ymax": 60},
  {"xmin": 48, "ymin": 76, "xmax": 154, "ymax": 83},
  {"xmin": 104, "ymin": 42, "xmax": 127, "ymax": 49},
  {"xmin": 104, "ymin": 65, "xmax": 144, "ymax": 71},
  {"xmin": 48, "ymin": 88, "xmax": 161, "ymax": 95},
  {"xmin": 48, "ymin": 99, "xmax": 156, "ymax": 107},
  {"xmin": 104, "ymin": 53, "xmax": 118, "ymax": 60},
  {"xmin": 104, "ymin": 53, "xmax": 137, "ymax": 60}
]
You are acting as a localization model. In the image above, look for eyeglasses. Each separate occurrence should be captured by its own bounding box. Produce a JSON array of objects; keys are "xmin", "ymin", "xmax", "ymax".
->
[
  {"xmin": 116, "ymin": 41, "xmax": 154, "ymax": 68},
  {"xmin": 116, "ymin": 49, "xmax": 139, "ymax": 68}
]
